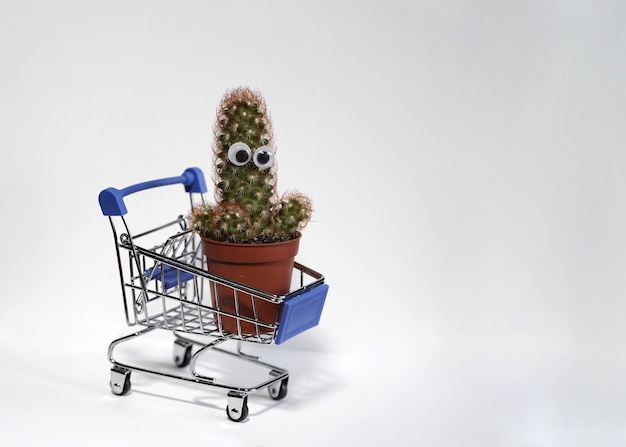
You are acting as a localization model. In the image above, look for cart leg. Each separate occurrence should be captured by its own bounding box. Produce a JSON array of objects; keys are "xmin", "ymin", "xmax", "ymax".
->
[
  {"xmin": 226, "ymin": 392, "xmax": 249, "ymax": 422},
  {"xmin": 110, "ymin": 366, "xmax": 131, "ymax": 396}
]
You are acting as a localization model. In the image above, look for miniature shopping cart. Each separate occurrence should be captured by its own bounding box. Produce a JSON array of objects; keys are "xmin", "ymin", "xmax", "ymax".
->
[{"xmin": 98, "ymin": 167, "xmax": 328, "ymax": 422}]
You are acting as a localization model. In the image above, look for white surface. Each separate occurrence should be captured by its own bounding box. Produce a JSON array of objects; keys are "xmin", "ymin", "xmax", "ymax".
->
[{"xmin": 1, "ymin": 1, "xmax": 626, "ymax": 446}]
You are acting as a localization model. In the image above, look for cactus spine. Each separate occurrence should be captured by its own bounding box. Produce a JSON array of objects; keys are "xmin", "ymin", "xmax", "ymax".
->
[{"xmin": 191, "ymin": 87, "xmax": 312, "ymax": 243}]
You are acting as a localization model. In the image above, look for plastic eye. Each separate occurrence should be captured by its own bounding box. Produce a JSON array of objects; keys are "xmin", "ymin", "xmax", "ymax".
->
[
  {"xmin": 253, "ymin": 146, "xmax": 275, "ymax": 170},
  {"xmin": 228, "ymin": 142, "xmax": 252, "ymax": 166}
]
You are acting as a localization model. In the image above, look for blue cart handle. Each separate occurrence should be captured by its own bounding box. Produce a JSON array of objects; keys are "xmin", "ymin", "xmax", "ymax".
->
[{"xmin": 99, "ymin": 167, "xmax": 207, "ymax": 216}]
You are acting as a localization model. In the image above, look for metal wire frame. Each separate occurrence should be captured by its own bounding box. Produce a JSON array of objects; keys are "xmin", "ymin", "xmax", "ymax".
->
[
  {"xmin": 107, "ymin": 213, "xmax": 324, "ymax": 344},
  {"xmin": 102, "ymin": 182, "xmax": 326, "ymax": 421}
]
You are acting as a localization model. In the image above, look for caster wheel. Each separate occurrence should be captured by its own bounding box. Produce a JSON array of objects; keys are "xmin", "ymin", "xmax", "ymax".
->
[
  {"xmin": 226, "ymin": 393, "xmax": 249, "ymax": 422},
  {"xmin": 268, "ymin": 378, "xmax": 288, "ymax": 400},
  {"xmin": 173, "ymin": 340, "xmax": 193, "ymax": 367},
  {"xmin": 110, "ymin": 367, "xmax": 131, "ymax": 396}
]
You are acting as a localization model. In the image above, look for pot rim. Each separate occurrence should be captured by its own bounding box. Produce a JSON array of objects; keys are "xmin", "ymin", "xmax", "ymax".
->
[{"xmin": 198, "ymin": 232, "xmax": 302, "ymax": 247}]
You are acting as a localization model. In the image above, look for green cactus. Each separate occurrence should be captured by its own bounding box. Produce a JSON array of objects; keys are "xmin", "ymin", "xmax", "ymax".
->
[{"xmin": 191, "ymin": 87, "xmax": 312, "ymax": 243}]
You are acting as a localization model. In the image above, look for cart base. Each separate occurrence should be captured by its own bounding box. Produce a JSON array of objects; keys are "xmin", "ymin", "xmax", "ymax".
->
[{"xmin": 107, "ymin": 327, "xmax": 289, "ymax": 422}]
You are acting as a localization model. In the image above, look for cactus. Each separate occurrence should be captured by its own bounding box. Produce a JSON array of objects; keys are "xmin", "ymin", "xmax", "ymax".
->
[{"xmin": 191, "ymin": 87, "xmax": 312, "ymax": 243}]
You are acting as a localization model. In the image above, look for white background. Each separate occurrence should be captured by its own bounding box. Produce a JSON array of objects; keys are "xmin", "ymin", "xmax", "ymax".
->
[{"xmin": 1, "ymin": 1, "xmax": 625, "ymax": 446}]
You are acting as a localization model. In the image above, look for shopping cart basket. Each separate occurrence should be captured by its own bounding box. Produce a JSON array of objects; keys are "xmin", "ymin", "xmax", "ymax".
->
[{"xmin": 98, "ymin": 167, "xmax": 328, "ymax": 421}]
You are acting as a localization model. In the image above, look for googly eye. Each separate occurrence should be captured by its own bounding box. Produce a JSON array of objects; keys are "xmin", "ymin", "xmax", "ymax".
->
[
  {"xmin": 253, "ymin": 146, "xmax": 275, "ymax": 170},
  {"xmin": 228, "ymin": 142, "xmax": 252, "ymax": 166}
]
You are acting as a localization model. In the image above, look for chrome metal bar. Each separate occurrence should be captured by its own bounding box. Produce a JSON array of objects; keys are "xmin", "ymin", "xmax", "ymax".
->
[
  {"xmin": 132, "ymin": 216, "xmax": 186, "ymax": 240},
  {"xmin": 108, "ymin": 328, "xmax": 221, "ymax": 388},
  {"xmin": 233, "ymin": 288, "xmax": 242, "ymax": 337}
]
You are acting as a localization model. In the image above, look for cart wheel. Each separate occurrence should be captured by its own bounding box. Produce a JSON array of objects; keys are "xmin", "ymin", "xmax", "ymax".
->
[
  {"xmin": 173, "ymin": 340, "xmax": 193, "ymax": 368},
  {"xmin": 226, "ymin": 393, "xmax": 249, "ymax": 422},
  {"xmin": 110, "ymin": 367, "xmax": 131, "ymax": 396},
  {"xmin": 268, "ymin": 377, "xmax": 288, "ymax": 400}
]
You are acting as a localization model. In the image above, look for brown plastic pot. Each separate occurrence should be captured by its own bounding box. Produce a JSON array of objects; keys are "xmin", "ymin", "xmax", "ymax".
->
[{"xmin": 200, "ymin": 234, "xmax": 300, "ymax": 336}]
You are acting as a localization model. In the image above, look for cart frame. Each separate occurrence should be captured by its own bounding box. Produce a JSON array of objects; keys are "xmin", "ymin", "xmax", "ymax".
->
[{"xmin": 99, "ymin": 167, "xmax": 328, "ymax": 421}]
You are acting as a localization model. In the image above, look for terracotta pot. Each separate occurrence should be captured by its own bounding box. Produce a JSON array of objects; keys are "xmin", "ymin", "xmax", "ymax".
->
[{"xmin": 200, "ymin": 234, "xmax": 300, "ymax": 335}]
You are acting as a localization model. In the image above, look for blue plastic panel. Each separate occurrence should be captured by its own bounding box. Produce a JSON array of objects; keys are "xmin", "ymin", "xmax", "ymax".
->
[
  {"xmin": 275, "ymin": 284, "xmax": 329, "ymax": 345},
  {"xmin": 146, "ymin": 265, "xmax": 194, "ymax": 290}
]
